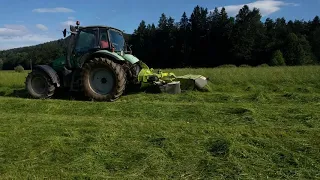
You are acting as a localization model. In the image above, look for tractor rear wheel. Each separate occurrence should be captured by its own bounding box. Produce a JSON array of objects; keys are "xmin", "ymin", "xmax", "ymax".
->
[
  {"xmin": 25, "ymin": 70, "xmax": 55, "ymax": 99},
  {"xmin": 81, "ymin": 57, "xmax": 126, "ymax": 101}
]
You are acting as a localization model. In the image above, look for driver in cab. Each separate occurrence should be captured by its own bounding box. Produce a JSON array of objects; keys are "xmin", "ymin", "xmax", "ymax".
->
[{"xmin": 100, "ymin": 34, "xmax": 109, "ymax": 49}]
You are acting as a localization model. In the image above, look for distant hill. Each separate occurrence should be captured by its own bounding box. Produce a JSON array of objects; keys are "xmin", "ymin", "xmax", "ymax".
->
[
  {"xmin": 0, "ymin": 33, "xmax": 132, "ymax": 70},
  {"xmin": 0, "ymin": 38, "xmax": 67, "ymax": 70}
]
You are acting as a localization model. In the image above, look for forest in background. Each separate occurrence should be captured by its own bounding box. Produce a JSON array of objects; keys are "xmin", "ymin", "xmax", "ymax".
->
[{"xmin": 0, "ymin": 5, "xmax": 319, "ymax": 70}]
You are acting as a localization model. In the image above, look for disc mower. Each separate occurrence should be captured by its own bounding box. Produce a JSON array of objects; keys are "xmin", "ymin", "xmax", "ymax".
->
[{"xmin": 25, "ymin": 21, "xmax": 209, "ymax": 101}]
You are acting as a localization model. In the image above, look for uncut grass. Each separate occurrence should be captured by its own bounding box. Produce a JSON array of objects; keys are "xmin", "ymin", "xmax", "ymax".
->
[
  {"xmin": 0, "ymin": 66, "xmax": 320, "ymax": 179},
  {"xmin": 0, "ymin": 71, "xmax": 28, "ymax": 88}
]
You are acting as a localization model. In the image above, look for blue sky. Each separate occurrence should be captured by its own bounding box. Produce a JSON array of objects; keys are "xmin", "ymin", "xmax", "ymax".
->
[{"xmin": 0, "ymin": 0, "xmax": 319, "ymax": 50}]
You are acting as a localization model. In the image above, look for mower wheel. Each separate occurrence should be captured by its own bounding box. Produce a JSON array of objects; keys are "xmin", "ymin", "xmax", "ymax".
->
[
  {"xmin": 25, "ymin": 69, "xmax": 56, "ymax": 99},
  {"xmin": 81, "ymin": 57, "xmax": 126, "ymax": 101}
]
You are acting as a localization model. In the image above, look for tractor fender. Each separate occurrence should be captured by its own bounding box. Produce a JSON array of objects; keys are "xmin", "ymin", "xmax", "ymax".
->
[
  {"xmin": 34, "ymin": 65, "xmax": 60, "ymax": 87},
  {"xmin": 80, "ymin": 50, "xmax": 126, "ymax": 67},
  {"xmin": 91, "ymin": 50, "xmax": 125, "ymax": 62},
  {"xmin": 122, "ymin": 54, "xmax": 140, "ymax": 64}
]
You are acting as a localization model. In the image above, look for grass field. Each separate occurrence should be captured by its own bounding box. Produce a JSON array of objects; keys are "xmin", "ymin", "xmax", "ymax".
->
[{"xmin": 0, "ymin": 66, "xmax": 320, "ymax": 179}]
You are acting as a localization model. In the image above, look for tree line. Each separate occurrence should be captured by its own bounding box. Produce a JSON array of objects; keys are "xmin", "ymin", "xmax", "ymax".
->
[
  {"xmin": 0, "ymin": 5, "xmax": 319, "ymax": 70},
  {"xmin": 129, "ymin": 5, "xmax": 320, "ymax": 68}
]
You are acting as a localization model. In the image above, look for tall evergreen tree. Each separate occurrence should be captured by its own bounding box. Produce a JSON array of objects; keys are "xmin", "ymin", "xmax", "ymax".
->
[
  {"xmin": 158, "ymin": 13, "xmax": 168, "ymax": 30},
  {"xmin": 310, "ymin": 27, "xmax": 320, "ymax": 63},
  {"xmin": 230, "ymin": 5, "xmax": 264, "ymax": 65},
  {"xmin": 309, "ymin": 16, "xmax": 320, "ymax": 63},
  {"xmin": 284, "ymin": 33, "xmax": 315, "ymax": 65},
  {"xmin": 189, "ymin": 5, "xmax": 209, "ymax": 66},
  {"xmin": 130, "ymin": 20, "xmax": 148, "ymax": 63},
  {"xmin": 178, "ymin": 12, "xmax": 191, "ymax": 67}
]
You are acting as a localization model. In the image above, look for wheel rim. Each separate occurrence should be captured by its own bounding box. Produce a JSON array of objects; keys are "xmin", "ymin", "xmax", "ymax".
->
[
  {"xmin": 89, "ymin": 68, "xmax": 115, "ymax": 95},
  {"xmin": 31, "ymin": 76, "xmax": 47, "ymax": 94}
]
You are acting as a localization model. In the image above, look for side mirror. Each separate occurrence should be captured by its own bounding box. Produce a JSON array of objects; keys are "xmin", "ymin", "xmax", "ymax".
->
[
  {"xmin": 125, "ymin": 44, "xmax": 133, "ymax": 54},
  {"xmin": 63, "ymin": 29, "xmax": 67, "ymax": 37},
  {"xmin": 70, "ymin": 25, "xmax": 76, "ymax": 32},
  {"xmin": 129, "ymin": 45, "xmax": 133, "ymax": 54}
]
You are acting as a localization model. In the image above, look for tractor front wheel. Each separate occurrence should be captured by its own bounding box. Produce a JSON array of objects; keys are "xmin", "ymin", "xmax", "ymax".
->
[
  {"xmin": 25, "ymin": 70, "xmax": 55, "ymax": 99},
  {"xmin": 81, "ymin": 57, "xmax": 126, "ymax": 101}
]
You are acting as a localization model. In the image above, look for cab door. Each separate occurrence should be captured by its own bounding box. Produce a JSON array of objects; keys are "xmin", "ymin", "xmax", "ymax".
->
[{"xmin": 72, "ymin": 27, "xmax": 99, "ymax": 68}]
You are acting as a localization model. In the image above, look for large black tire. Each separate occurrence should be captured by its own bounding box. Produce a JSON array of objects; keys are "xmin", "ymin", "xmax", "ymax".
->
[
  {"xmin": 131, "ymin": 63, "xmax": 142, "ymax": 82},
  {"xmin": 81, "ymin": 57, "xmax": 126, "ymax": 102},
  {"xmin": 125, "ymin": 63, "xmax": 142, "ymax": 93},
  {"xmin": 25, "ymin": 70, "xmax": 55, "ymax": 99}
]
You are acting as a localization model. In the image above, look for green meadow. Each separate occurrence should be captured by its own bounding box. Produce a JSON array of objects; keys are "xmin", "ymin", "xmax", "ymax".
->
[{"xmin": 0, "ymin": 66, "xmax": 319, "ymax": 179}]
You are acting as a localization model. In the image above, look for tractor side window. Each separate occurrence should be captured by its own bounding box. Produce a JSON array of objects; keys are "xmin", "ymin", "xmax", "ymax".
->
[{"xmin": 75, "ymin": 29, "xmax": 98, "ymax": 52}]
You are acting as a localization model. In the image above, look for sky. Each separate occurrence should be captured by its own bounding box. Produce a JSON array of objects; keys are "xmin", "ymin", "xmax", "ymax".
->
[{"xmin": 0, "ymin": 0, "xmax": 319, "ymax": 50}]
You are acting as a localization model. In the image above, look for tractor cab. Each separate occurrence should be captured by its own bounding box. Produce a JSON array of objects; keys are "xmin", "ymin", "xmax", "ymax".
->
[
  {"xmin": 63, "ymin": 21, "xmax": 126, "ymax": 51},
  {"xmin": 62, "ymin": 21, "xmax": 129, "ymax": 70},
  {"xmin": 66, "ymin": 26, "xmax": 125, "ymax": 52}
]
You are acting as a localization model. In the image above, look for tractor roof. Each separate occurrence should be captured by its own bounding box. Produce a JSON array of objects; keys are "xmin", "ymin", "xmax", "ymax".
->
[{"xmin": 78, "ymin": 25, "xmax": 123, "ymax": 33}]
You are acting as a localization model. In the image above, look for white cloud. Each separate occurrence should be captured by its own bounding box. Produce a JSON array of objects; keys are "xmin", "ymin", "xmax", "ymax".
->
[
  {"xmin": 32, "ymin": 7, "xmax": 74, "ymax": 13},
  {"xmin": 0, "ymin": 24, "xmax": 28, "ymax": 36},
  {"xmin": 4, "ymin": 24, "xmax": 27, "ymax": 31},
  {"xmin": 216, "ymin": 0, "xmax": 299, "ymax": 17},
  {"xmin": 36, "ymin": 24, "xmax": 48, "ymax": 31},
  {"xmin": 0, "ymin": 34, "xmax": 57, "ymax": 50},
  {"xmin": 0, "ymin": 28, "xmax": 23, "ymax": 36},
  {"xmin": 1, "ymin": 34, "xmax": 55, "ymax": 43},
  {"xmin": 0, "ymin": 24, "xmax": 57, "ymax": 50}
]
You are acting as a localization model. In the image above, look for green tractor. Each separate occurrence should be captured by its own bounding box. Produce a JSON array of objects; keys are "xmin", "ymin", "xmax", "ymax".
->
[{"xmin": 25, "ymin": 21, "xmax": 209, "ymax": 101}]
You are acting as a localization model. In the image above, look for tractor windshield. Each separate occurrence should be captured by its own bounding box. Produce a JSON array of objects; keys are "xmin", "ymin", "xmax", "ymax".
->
[{"xmin": 108, "ymin": 29, "xmax": 125, "ymax": 52}]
